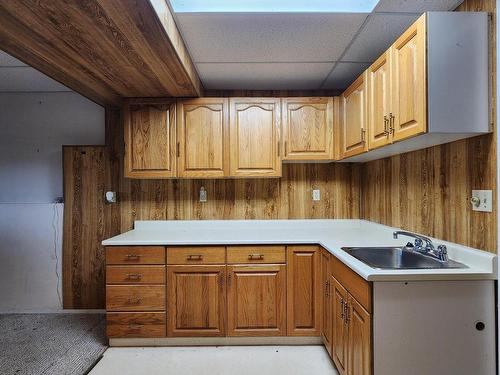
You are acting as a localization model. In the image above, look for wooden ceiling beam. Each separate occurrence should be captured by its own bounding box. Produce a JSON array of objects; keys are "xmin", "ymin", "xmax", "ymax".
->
[{"xmin": 0, "ymin": 0, "xmax": 202, "ymax": 106}]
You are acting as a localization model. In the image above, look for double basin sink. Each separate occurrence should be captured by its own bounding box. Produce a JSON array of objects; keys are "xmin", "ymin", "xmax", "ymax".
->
[{"xmin": 341, "ymin": 246, "xmax": 467, "ymax": 269}]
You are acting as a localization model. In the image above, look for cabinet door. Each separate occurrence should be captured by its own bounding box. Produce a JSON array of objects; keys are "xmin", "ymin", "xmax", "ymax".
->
[
  {"xmin": 124, "ymin": 99, "xmax": 176, "ymax": 178},
  {"xmin": 332, "ymin": 276, "xmax": 349, "ymax": 375},
  {"xmin": 340, "ymin": 73, "xmax": 368, "ymax": 158},
  {"xmin": 347, "ymin": 295, "xmax": 372, "ymax": 375},
  {"xmin": 229, "ymin": 98, "xmax": 281, "ymax": 177},
  {"xmin": 227, "ymin": 264, "xmax": 286, "ymax": 336},
  {"xmin": 166, "ymin": 265, "xmax": 226, "ymax": 337},
  {"xmin": 321, "ymin": 250, "xmax": 333, "ymax": 355},
  {"xmin": 367, "ymin": 52, "xmax": 392, "ymax": 150},
  {"xmin": 286, "ymin": 245, "xmax": 321, "ymax": 336},
  {"xmin": 282, "ymin": 97, "xmax": 334, "ymax": 160},
  {"xmin": 177, "ymin": 98, "xmax": 229, "ymax": 178},
  {"xmin": 390, "ymin": 14, "xmax": 426, "ymax": 142}
]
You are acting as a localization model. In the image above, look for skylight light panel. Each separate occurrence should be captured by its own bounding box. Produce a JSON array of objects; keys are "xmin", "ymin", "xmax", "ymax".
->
[{"xmin": 169, "ymin": 0, "xmax": 379, "ymax": 13}]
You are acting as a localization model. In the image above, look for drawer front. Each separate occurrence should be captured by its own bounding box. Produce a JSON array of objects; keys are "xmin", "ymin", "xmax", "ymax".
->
[
  {"xmin": 106, "ymin": 285, "xmax": 165, "ymax": 311},
  {"xmin": 106, "ymin": 246, "xmax": 165, "ymax": 265},
  {"xmin": 167, "ymin": 246, "xmax": 226, "ymax": 265},
  {"xmin": 107, "ymin": 312, "xmax": 166, "ymax": 338},
  {"xmin": 106, "ymin": 266, "xmax": 165, "ymax": 284},
  {"xmin": 227, "ymin": 246, "xmax": 286, "ymax": 264}
]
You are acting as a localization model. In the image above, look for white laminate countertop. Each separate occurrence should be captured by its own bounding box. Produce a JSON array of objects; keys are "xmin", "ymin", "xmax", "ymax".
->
[{"xmin": 102, "ymin": 219, "xmax": 497, "ymax": 281}]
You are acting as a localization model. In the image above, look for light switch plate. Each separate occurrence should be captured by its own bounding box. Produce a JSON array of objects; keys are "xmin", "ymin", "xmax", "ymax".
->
[
  {"xmin": 471, "ymin": 190, "xmax": 492, "ymax": 212},
  {"xmin": 312, "ymin": 189, "xmax": 320, "ymax": 201},
  {"xmin": 199, "ymin": 187, "xmax": 207, "ymax": 203}
]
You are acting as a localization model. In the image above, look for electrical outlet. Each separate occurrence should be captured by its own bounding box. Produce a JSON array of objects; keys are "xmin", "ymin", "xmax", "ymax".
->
[
  {"xmin": 312, "ymin": 189, "xmax": 321, "ymax": 201},
  {"xmin": 199, "ymin": 187, "xmax": 207, "ymax": 203},
  {"xmin": 471, "ymin": 190, "xmax": 492, "ymax": 212}
]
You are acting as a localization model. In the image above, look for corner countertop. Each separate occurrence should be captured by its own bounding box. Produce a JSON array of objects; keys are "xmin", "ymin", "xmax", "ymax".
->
[{"xmin": 102, "ymin": 219, "xmax": 497, "ymax": 281}]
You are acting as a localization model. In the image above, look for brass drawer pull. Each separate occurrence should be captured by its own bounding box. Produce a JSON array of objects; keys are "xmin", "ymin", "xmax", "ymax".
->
[
  {"xmin": 127, "ymin": 324, "xmax": 142, "ymax": 330},
  {"xmin": 187, "ymin": 254, "xmax": 203, "ymax": 261},
  {"xmin": 126, "ymin": 273, "xmax": 142, "ymax": 280},
  {"xmin": 126, "ymin": 297, "xmax": 142, "ymax": 304},
  {"xmin": 248, "ymin": 254, "xmax": 264, "ymax": 260},
  {"xmin": 125, "ymin": 254, "xmax": 141, "ymax": 261}
]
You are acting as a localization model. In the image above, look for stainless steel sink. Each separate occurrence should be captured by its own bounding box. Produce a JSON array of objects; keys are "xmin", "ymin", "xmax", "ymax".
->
[{"xmin": 341, "ymin": 247, "xmax": 468, "ymax": 269}]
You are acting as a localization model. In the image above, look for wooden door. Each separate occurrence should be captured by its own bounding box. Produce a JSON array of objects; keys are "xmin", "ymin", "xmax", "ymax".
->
[
  {"xmin": 286, "ymin": 246, "xmax": 321, "ymax": 336},
  {"xmin": 332, "ymin": 276, "xmax": 349, "ymax": 375},
  {"xmin": 227, "ymin": 264, "xmax": 286, "ymax": 336},
  {"xmin": 229, "ymin": 98, "xmax": 281, "ymax": 177},
  {"xmin": 167, "ymin": 265, "xmax": 226, "ymax": 337},
  {"xmin": 390, "ymin": 14, "xmax": 427, "ymax": 142},
  {"xmin": 282, "ymin": 97, "xmax": 334, "ymax": 160},
  {"xmin": 321, "ymin": 249, "xmax": 333, "ymax": 355},
  {"xmin": 177, "ymin": 98, "xmax": 229, "ymax": 178},
  {"xmin": 124, "ymin": 98, "xmax": 176, "ymax": 178},
  {"xmin": 340, "ymin": 72, "xmax": 368, "ymax": 158},
  {"xmin": 347, "ymin": 295, "xmax": 372, "ymax": 375},
  {"xmin": 367, "ymin": 51, "xmax": 392, "ymax": 150}
]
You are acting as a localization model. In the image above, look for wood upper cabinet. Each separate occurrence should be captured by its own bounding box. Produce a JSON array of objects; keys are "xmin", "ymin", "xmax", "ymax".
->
[
  {"xmin": 347, "ymin": 295, "xmax": 372, "ymax": 375},
  {"xmin": 321, "ymin": 249, "xmax": 333, "ymax": 355},
  {"xmin": 166, "ymin": 265, "xmax": 226, "ymax": 337},
  {"xmin": 282, "ymin": 97, "xmax": 334, "ymax": 160},
  {"xmin": 124, "ymin": 98, "xmax": 176, "ymax": 178},
  {"xmin": 229, "ymin": 98, "xmax": 281, "ymax": 177},
  {"xmin": 340, "ymin": 72, "xmax": 368, "ymax": 158},
  {"xmin": 332, "ymin": 276, "xmax": 349, "ymax": 375},
  {"xmin": 390, "ymin": 14, "xmax": 426, "ymax": 142},
  {"xmin": 177, "ymin": 98, "xmax": 229, "ymax": 178},
  {"xmin": 227, "ymin": 264, "xmax": 286, "ymax": 336},
  {"xmin": 286, "ymin": 245, "xmax": 321, "ymax": 336},
  {"xmin": 367, "ymin": 51, "xmax": 392, "ymax": 150}
]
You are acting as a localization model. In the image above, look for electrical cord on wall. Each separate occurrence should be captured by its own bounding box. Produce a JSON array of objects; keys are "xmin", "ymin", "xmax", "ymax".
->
[{"xmin": 52, "ymin": 202, "xmax": 62, "ymax": 307}]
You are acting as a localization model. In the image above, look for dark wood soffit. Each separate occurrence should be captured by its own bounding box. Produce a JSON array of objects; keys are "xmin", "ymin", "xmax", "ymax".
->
[{"xmin": 0, "ymin": 0, "xmax": 202, "ymax": 107}]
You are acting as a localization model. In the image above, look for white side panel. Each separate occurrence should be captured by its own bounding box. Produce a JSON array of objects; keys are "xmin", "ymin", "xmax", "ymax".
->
[
  {"xmin": 427, "ymin": 12, "xmax": 489, "ymax": 133},
  {"xmin": 373, "ymin": 281, "xmax": 495, "ymax": 375}
]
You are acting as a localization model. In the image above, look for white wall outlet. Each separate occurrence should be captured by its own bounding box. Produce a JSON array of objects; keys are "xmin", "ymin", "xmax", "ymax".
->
[
  {"xmin": 105, "ymin": 191, "xmax": 117, "ymax": 203},
  {"xmin": 312, "ymin": 189, "xmax": 321, "ymax": 201},
  {"xmin": 199, "ymin": 187, "xmax": 207, "ymax": 203},
  {"xmin": 471, "ymin": 190, "xmax": 492, "ymax": 212}
]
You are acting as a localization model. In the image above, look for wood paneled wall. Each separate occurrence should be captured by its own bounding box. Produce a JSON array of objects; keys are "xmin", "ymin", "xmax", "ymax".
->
[{"xmin": 361, "ymin": 0, "xmax": 497, "ymax": 253}]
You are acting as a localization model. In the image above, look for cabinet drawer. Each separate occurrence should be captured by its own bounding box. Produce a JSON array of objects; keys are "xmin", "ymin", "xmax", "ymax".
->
[
  {"xmin": 107, "ymin": 312, "xmax": 166, "ymax": 338},
  {"xmin": 106, "ymin": 266, "xmax": 165, "ymax": 284},
  {"xmin": 227, "ymin": 246, "xmax": 286, "ymax": 264},
  {"xmin": 167, "ymin": 246, "xmax": 226, "ymax": 264},
  {"xmin": 106, "ymin": 246, "xmax": 165, "ymax": 265},
  {"xmin": 106, "ymin": 285, "xmax": 165, "ymax": 311}
]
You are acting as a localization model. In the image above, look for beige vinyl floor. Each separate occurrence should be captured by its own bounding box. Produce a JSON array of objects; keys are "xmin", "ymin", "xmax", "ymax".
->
[{"xmin": 89, "ymin": 345, "xmax": 339, "ymax": 375}]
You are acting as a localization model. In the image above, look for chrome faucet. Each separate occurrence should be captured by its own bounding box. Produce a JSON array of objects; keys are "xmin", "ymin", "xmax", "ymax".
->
[{"xmin": 393, "ymin": 230, "xmax": 448, "ymax": 262}]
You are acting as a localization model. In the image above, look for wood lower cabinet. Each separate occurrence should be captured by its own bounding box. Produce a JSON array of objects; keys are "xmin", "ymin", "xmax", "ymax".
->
[
  {"xmin": 167, "ymin": 265, "xmax": 226, "ymax": 337},
  {"xmin": 286, "ymin": 245, "xmax": 321, "ymax": 336},
  {"xmin": 332, "ymin": 276, "xmax": 349, "ymax": 375},
  {"xmin": 321, "ymin": 249, "xmax": 333, "ymax": 355},
  {"xmin": 282, "ymin": 97, "xmax": 334, "ymax": 161},
  {"xmin": 347, "ymin": 295, "xmax": 372, "ymax": 375},
  {"xmin": 227, "ymin": 264, "xmax": 286, "ymax": 336},
  {"xmin": 124, "ymin": 98, "xmax": 176, "ymax": 178},
  {"xmin": 229, "ymin": 98, "xmax": 281, "ymax": 177}
]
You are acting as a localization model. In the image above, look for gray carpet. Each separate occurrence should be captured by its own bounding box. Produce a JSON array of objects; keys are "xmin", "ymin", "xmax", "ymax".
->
[{"xmin": 0, "ymin": 313, "xmax": 107, "ymax": 375}]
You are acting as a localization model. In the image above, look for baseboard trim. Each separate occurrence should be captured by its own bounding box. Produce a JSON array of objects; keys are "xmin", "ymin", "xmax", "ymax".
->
[{"xmin": 109, "ymin": 336, "xmax": 323, "ymax": 347}]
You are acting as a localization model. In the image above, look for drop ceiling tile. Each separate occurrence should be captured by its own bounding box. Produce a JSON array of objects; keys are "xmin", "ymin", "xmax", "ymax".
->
[
  {"xmin": 176, "ymin": 13, "xmax": 368, "ymax": 63},
  {"xmin": 197, "ymin": 62, "xmax": 334, "ymax": 90},
  {"xmin": 0, "ymin": 67, "xmax": 70, "ymax": 92},
  {"xmin": 374, "ymin": 0, "xmax": 462, "ymax": 13},
  {"xmin": 342, "ymin": 13, "xmax": 419, "ymax": 62},
  {"xmin": 0, "ymin": 50, "xmax": 26, "ymax": 67},
  {"xmin": 323, "ymin": 62, "xmax": 370, "ymax": 90}
]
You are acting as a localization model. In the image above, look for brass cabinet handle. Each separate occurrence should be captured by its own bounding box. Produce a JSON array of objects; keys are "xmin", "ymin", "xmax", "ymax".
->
[
  {"xmin": 125, "ymin": 254, "xmax": 141, "ymax": 261},
  {"xmin": 389, "ymin": 112, "xmax": 395, "ymax": 134},
  {"xmin": 228, "ymin": 272, "xmax": 232, "ymax": 287},
  {"xmin": 344, "ymin": 301, "xmax": 350, "ymax": 325},
  {"xmin": 126, "ymin": 297, "xmax": 142, "ymax": 304},
  {"xmin": 277, "ymin": 141, "xmax": 280, "ymax": 157},
  {"xmin": 248, "ymin": 254, "xmax": 264, "ymax": 260},
  {"xmin": 383, "ymin": 115, "xmax": 389, "ymax": 136},
  {"xmin": 360, "ymin": 128, "xmax": 366, "ymax": 143},
  {"xmin": 187, "ymin": 254, "xmax": 203, "ymax": 261},
  {"xmin": 284, "ymin": 141, "xmax": 288, "ymax": 156},
  {"xmin": 177, "ymin": 142, "xmax": 180, "ymax": 157},
  {"xmin": 127, "ymin": 324, "xmax": 142, "ymax": 330},
  {"xmin": 126, "ymin": 273, "xmax": 142, "ymax": 280},
  {"xmin": 340, "ymin": 298, "xmax": 345, "ymax": 321}
]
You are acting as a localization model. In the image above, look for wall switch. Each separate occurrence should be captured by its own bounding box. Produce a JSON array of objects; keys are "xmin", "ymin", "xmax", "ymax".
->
[
  {"xmin": 105, "ymin": 191, "xmax": 117, "ymax": 203},
  {"xmin": 199, "ymin": 187, "xmax": 207, "ymax": 203},
  {"xmin": 471, "ymin": 190, "xmax": 492, "ymax": 212},
  {"xmin": 312, "ymin": 189, "xmax": 321, "ymax": 201}
]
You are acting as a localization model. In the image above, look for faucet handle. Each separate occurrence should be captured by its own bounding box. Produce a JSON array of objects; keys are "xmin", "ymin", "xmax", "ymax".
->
[
  {"xmin": 437, "ymin": 245, "xmax": 448, "ymax": 261},
  {"xmin": 414, "ymin": 238, "xmax": 423, "ymax": 248}
]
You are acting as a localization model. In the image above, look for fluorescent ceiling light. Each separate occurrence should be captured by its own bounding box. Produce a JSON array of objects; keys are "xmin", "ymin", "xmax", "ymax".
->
[{"xmin": 169, "ymin": 0, "xmax": 379, "ymax": 13}]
